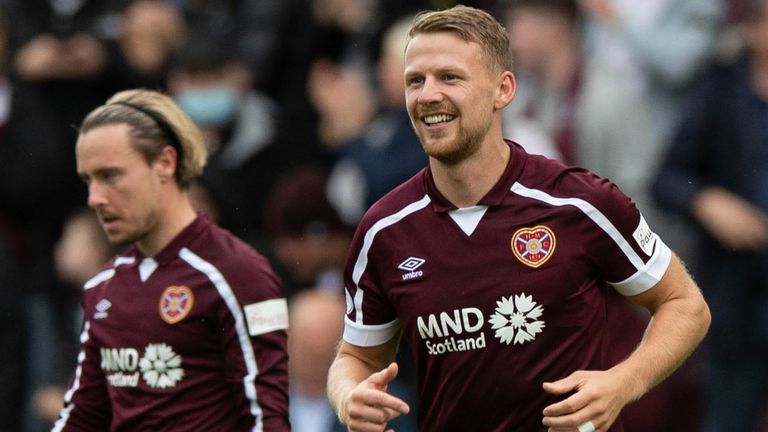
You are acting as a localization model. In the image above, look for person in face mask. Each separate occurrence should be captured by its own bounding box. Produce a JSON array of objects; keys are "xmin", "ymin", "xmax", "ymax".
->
[
  {"xmin": 175, "ymin": 85, "xmax": 241, "ymax": 129},
  {"xmin": 167, "ymin": 36, "xmax": 282, "ymax": 246}
]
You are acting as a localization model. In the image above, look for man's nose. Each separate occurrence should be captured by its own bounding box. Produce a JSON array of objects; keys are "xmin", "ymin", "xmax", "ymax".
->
[
  {"xmin": 87, "ymin": 183, "xmax": 107, "ymax": 208},
  {"xmin": 417, "ymin": 76, "xmax": 445, "ymax": 104}
]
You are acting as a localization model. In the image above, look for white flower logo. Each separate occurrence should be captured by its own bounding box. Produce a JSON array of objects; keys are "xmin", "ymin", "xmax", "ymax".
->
[
  {"xmin": 139, "ymin": 343, "xmax": 184, "ymax": 388},
  {"xmin": 489, "ymin": 293, "xmax": 545, "ymax": 345}
]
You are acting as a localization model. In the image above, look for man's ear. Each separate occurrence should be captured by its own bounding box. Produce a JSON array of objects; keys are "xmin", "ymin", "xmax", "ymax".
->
[
  {"xmin": 155, "ymin": 145, "xmax": 178, "ymax": 183},
  {"xmin": 494, "ymin": 70, "xmax": 516, "ymax": 110}
]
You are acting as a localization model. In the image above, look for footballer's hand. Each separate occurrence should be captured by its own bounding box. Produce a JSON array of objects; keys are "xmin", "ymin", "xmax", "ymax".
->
[
  {"xmin": 342, "ymin": 362, "xmax": 410, "ymax": 432},
  {"xmin": 541, "ymin": 370, "xmax": 635, "ymax": 432}
]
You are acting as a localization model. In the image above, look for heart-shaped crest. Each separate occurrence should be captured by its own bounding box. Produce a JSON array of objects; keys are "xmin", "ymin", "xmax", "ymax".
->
[
  {"xmin": 159, "ymin": 285, "xmax": 194, "ymax": 324},
  {"xmin": 511, "ymin": 225, "xmax": 556, "ymax": 268}
]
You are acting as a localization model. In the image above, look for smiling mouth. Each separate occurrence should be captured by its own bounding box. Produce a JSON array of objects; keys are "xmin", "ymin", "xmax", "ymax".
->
[{"xmin": 422, "ymin": 114, "xmax": 456, "ymax": 126}]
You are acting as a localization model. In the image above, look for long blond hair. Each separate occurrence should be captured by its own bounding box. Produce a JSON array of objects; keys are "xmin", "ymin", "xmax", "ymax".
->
[{"xmin": 79, "ymin": 89, "xmax": 207, "ymax": 188}]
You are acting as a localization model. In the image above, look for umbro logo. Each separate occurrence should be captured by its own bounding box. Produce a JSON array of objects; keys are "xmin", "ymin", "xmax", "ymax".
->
[
  {"xmin": 399, "ymin": 257, "xmax": 425, "ymax": 280},
  {"xmin": 398, "ymin": 257, "xmax": 425, "ymax": 271},
  {"xmin": 95, "ymin": 298, "xmax": 112, "ymax": 319}
]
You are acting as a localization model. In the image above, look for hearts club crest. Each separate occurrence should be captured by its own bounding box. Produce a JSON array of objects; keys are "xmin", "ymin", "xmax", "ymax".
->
[
  {"xmin": 511, "ymin": 226, "xmax": 556, "ymax": 268},
  {"xmin": 160, "ymin": 286, "xmax": 194, "ymax": 324}
]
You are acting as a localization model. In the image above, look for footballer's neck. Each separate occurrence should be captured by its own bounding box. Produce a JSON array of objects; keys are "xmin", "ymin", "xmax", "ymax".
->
[
  {"xmin": 137, "ymin": 189, "xmax": 197, "ymax": 257},
  {"xmin": 431, "ymin": 136, "xmax": 510, "ymax": 209}
]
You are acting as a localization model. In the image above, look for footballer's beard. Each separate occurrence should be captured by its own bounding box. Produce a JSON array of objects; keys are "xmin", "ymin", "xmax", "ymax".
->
[
  {"xmin": 101, "ymin": 209, "xmax": 160, "ymax": 249},
  {"xmin": 419, "ymin": 115, "xmax": 491, "ymax": 166}
]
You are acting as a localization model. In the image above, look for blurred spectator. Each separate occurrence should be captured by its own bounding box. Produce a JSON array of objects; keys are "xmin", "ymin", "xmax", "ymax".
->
[
  {"xmin": 172, "ymin": 0, "xmax": 411, "ymax": 242},
  {"xmin": 288, "ymin": 289, "xmax": 347, "ymax": 432},
  {"xmin": 0, "ymin": 7, "xmax": 26, "ymax": 431},
  {"xmin": 3, "ymin": 0, "xmax": 185, "ymax": 236},
  {"xmin": 0, "ymin": 8, "xmax": 25, "ymax": 427},
  {"xmin": 167, "ymin": 33, "xmax": 283, "ymax": 245},
  {"xmin": 267, "ymin": 167, "xmax": 417, "ymax": 432},
  {"xmin": 320, "ymin": 14, "xmax": 428, "ymax": 225},
  {"xmin": 579, "ymin": 0, "xmax": 723, "ymax": 144},
  {"xmin": 309, "ymin": 0, "xmax": 430, "ymax": 72},
  {"xmin": 307, "ymin": 56, "xmax": 376, "ymax": 152},
  {"xmin": 653, "ymin": 1, "xmax": 768, "ymax": 429},
  {"xmin": 54, "ymin": 208, "xmax": 114, "ymax": 290},
  {"xmin": 578, "ymin": 0, "xmax": 724, "ymax": 262},
  {"xmin": 500, "ymin": 0, "xmax": 580, "ymax": 162},
  {"xmin": 311, "ymin": 0, "xmax": 378, "ymax": 65},
  {"xmin": 180, "ymin": 0, "xmax": 336, "ymax": 172},
  {"xmin": 503, "ymin": 1, "xmax": 705, "ymax": 430},
  {"xmin": 6, "ymin": 0, "xmax": 183, "ymax": 157},
  {"xmin": 0, "ymin": 219, "xmax": 25, "ymax": 432},
  {"xmin": 27, "ymin": 208, "xmax": 115, "ymax": 431},
  {"xmin": 2, "ymin": 4, "xmax": 185, "ymax": 430},
  {"xmin": 120, "ymin": 0, "xmax": 186, "ymax": 78},
  {"xmin": 503, "ymin": 0, "xmax": 660, "ymax": 212},
  {"xmin": 306, "ymin": 0, "xmax": 386, "ymax": 153},
  {"xmin": 175, "ymin": 0, "xmax": 302, "ymax": 114},
  {"xmin": 307, "ymin": 0, "xmax": 430, "ymax": 151},
  {"xmin": 263, "ymin": 166, "xmax": 352, "ymax": 297}
]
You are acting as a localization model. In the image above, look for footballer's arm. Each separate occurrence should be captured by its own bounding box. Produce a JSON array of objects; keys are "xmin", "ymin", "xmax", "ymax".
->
[
  {"xmin": 327, "ymin": 332, "xmax": 410, "ymax": 431},
  {"xmin": 542, "ymin": 253, "xmax": 710, "ymax": 431}
]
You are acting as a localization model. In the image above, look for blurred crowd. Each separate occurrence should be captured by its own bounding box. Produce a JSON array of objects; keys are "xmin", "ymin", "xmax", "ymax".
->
[{"xmin": 0, "ymin": 0, "xmax": 766, "ymax": 431}]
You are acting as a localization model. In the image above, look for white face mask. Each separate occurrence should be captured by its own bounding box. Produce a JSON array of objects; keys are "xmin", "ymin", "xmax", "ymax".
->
[{"xmin": 176, "ymin": 86, "xmax": 241, "ymax": 127}]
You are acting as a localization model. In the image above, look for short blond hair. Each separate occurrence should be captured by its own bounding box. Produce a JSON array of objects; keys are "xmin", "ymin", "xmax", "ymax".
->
[
  {"xmin": 408, "ymin": 5, "xmax": 513, "ymax": 73},
  {"xmin": 79, "ymin": 89, "xmax": 207, "ymax": 188}
]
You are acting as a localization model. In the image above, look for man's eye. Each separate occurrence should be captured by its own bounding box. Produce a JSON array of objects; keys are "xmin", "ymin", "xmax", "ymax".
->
[{"xmin": 102, "ymin": 172, "xmax": 119, "ymax": 183}]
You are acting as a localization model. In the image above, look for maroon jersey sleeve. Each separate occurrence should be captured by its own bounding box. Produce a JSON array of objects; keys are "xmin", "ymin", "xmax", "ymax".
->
[
  {"xmin": 220, "ymin": 256, "xmax": 290, "ymax": 430},
  {"xmin": 181, "ymin": 234, "xmax": 290, "ymax": 431},
  {"xmin": 512, "ymin": 168, "xmax": 672, "ymax": 296},
  {"xmin": 342, "ymin": 186, "xmax": 432, "ymax": 347},
  {"xmin": 53, "ymin": 290, "xmax": 113, "ymax": 431}
]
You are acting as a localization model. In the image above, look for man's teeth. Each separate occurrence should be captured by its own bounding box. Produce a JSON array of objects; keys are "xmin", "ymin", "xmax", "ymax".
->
[{"xmin": 424, "ymin": 114, "xmax": 454, "ymax": 125}]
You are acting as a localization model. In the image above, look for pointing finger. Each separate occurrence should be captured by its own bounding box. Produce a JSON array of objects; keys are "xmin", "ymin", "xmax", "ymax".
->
[{"xmin": 368, "ymin": 362, "xmax": 400, "ymax": 389}]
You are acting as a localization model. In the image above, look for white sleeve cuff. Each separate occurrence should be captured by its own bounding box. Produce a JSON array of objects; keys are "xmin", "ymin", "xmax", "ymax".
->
[
  {"xmin": 610, "ymin": 237, "xmax": 672, "ymax": 296},
  {"xmin": 343, "ymin": 317, "xmax": 401, "ymax": 347}
]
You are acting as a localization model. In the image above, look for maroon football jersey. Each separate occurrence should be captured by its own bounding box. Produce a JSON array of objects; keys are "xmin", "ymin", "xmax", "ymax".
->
[
  {"xmin": 342, "ymin": 142, "xmax": 671, "ymax": 431},
  {"xmin": 54, "ymin": 215, "xmax": 290, "ymax": 431}
]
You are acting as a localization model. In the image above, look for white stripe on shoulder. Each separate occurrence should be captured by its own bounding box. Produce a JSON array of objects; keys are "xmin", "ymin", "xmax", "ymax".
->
[
  {"xmin": 510, "ymin": 182, "xmax": 671, "ymax": 295},
  {"xmin": 83, "ymin": 269, "xmax": 115, "ymax": 290},
  {"xmin": 179, "ymin": 247, "xmax": 264, "ymax": 432},
  {"xmin": 351, "ymin": 194, "xmax": 431, "ymax": 326},
  {"xmin": 83, "ymin": 256, "xmax": 135, "ymax": 290},
  {"xmin": 114, "ymin": 256, "xmax": 135, "ymax": 266}
]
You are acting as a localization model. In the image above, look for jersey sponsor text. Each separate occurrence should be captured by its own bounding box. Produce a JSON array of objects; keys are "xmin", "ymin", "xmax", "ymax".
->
[
  {"xmin": 417, "ymin": 307, "xmax": 485, "ymax": 355},
  {"xmin": 100, "ymin": 344, "xmax": 185, "ymax": 389}
]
